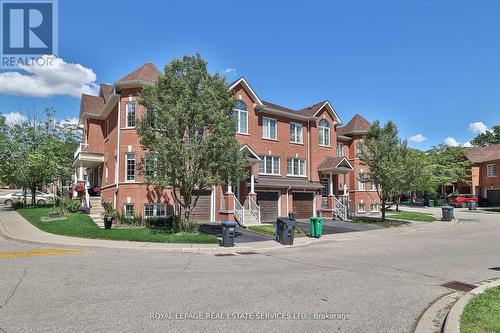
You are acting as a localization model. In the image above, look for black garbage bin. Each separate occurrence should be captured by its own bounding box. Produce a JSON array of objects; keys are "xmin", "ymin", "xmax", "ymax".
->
[
  {"xmin": 276, "ymin": 217, "xmax": 296, "ymax": 245},
  {"xmin": 221, "ymin": 221, "xmax": 237, "ymax": 247},
  {"xmin": 441, "ymin": 206, "xmax": 454, "ymax": 222},
  {"xmin": 468, "ymin": 201, "xmax": 477, "ymax": 210}
]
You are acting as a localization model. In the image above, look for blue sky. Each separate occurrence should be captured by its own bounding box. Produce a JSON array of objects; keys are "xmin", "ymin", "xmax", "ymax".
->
[{"xmin": 1, "ymin": 0, "xmax": 499, "ymax": 149}]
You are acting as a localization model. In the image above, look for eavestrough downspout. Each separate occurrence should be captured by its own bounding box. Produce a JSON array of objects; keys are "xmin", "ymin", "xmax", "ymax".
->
[
  {"xmin": 114, "ymin": 87, "xmax": 121, "ymax": 209},
  {"xmin": 307, "ymin": 118, "xmax": 311, "ymax": 180}
]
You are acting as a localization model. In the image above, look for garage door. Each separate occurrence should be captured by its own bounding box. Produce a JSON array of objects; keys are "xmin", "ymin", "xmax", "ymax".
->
[
  {"xmin": 487, "ymin": 189, "xmax": 500, "ymax": 206},
  {"xmin": 189, "ymin": 190, "xmax": 211, "ymax": 222},
  {"xmin": 293, "ymin": 192, "xmax": 314, "ymax": 219},
  {"xmin": 257, "ymin": 192, "xmax": 279, "ymax": 222}
]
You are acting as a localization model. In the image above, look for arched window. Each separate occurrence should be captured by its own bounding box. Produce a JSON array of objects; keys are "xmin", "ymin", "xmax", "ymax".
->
[
  {"xmin": 318, "ymin": 119, "xmax": 330, "ymax": 146},
  {"xmin": 232, "ymin": 100, "xmax": 248, "ymax": 134}
]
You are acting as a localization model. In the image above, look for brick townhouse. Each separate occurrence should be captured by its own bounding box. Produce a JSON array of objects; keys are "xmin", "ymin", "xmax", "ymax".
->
[
  {"xmin": 463, "ymin": 143, "xmax": 500, "ymax": 205},
  {"xmin": 73, "ymin": 62, "xmax": 381, "ymax": 224}
]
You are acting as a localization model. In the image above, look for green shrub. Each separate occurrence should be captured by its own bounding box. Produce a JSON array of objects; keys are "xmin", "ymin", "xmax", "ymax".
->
[
  {"xmin": 172, "ymin": 216, "xmax": 199, "ymax": 233},
  {"xmin": 60, "ymin": 198, "xmax": 82, "ymax": 213},
  {"xmin": 12, "ymin": 202, "xmax": 25, "ymax": 210}
]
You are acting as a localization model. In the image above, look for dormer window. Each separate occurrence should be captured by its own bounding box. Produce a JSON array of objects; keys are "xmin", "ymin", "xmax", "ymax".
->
[
  {"xmin": 319, "ymin": 119, "xmax": 330, "ymax": 146},
  {"xmin": 232, "ymin": 100, "xmax": 248, "ymax": 134}
]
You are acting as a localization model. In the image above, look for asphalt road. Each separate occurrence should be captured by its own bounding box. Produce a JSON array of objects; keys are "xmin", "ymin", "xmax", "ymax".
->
[{"xmin": 0, "ymin": 210, "xmax": 499, "ymax": 333}]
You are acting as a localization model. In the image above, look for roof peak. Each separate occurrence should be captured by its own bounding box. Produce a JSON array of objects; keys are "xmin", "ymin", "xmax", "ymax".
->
[{"xmin": 118, "ymin": 62, "xmax": 160, "ymax": 83}]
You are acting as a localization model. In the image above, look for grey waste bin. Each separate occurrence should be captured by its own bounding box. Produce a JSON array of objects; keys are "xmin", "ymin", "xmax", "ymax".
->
[
  {"xmin": 221, "ymin": 221, "xmax": 237, "ymax": 247},
  {"xmin": 276, "ymin": 217, "xmax": 296, "ymax": 245},
  {"xmin": 468, "ymin": 201, "xmax": 477, "ymax": 210},
  {"xmin": 441, "ymin": 206, "xmax": 454, "ymax": 222}
]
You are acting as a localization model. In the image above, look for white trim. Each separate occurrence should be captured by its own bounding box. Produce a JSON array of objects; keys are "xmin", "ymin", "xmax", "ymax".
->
[
  {"xmin": 287, "ymin": 158, "xmax": 306, "ymax": 177},
  {"xmin": 123, "ymin": 203, "xmax": 134, "ymax": 217},
  {"xmin": 143, "ymin": 204, "xmax": 167, "ymax": 218},
  {"xmin": 318, "ymin": 119, "xmax": 330, "ymax": 147},
  {"xmin": 125, "ymin": 152, "xmax": 136, "ymax": 182},
  {"xmin": 256, "ymin": 190, "xmax": 281, "ymax": 217},
  {"xmin": 259, "ymin": 155, "xmax": 281, "ymax": 176},
  {"xmin": 239, "ymin": 144, "xmax": 261, "ymax": 161},
  {"xmin": 125, "ymin": 101, "xmax": 136, "ymax": 128},
  {"xmin": 228, "ymin": 77, "xmax": 263, "ymax": 105},
  {"xmin": 486, "ymin": 164, "xmax": 497, "ymax": 177},
  {"xmin": 262, "ymin": 116, "xmax": 278, "ymax": 140},
  {"xmin": 233, "ymin": 100, "xmax": 248, "ymax": 134},
  {"xmin": 311, "ymin": 101, "xmax": 343, "ymax": 125},
  {"xmin": 210, "ymin": 186, "xmax": 215, "ymax": 222}
]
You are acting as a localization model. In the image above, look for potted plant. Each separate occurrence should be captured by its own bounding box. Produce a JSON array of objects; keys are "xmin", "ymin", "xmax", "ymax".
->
[{"xmin": 103, "ymin": 202, "xmax": 115, "ymax": 229}]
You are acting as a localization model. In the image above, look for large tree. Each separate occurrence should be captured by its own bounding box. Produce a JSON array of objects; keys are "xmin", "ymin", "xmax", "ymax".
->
[
  {"xmin": 137, "ymin": 54, "xmax": 246, "ymax": 222},
  {"xmin": 470, "ymin": 125, "xmax": 500, "ymax": 147},
  {"xmin": 361, "ymin": 120, "xmax": 404, "ymax": 221}
]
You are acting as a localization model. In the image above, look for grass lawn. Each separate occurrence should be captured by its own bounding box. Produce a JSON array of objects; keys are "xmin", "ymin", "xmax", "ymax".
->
[
  {"xmin": 17, "ymin": 207, "xmax": 218, "ymax": 244},
  {"xmin": 385, "ymin": 210, "xmax": 436, "ymax": 222},
  {"xmin": 352, "ymin": 219, "xmax": 403, "ymax": 228},
  {"xmin": 460, "ymin": 285, "xmax": 500, "ymax": 333},
  {"xmin": 247, "ymin": 224, "xmax": 307, "ymax": 237}
]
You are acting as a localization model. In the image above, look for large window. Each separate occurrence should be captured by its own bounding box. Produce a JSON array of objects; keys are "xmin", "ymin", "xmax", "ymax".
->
[
  {"xmin": 126, "ymin": 102, "xmax": 136, "ymax": 128},
  {"xmin": 358, "ymin": 203, "xmax": 366, "ymax": 213},
  {"xmin": 487, "ymin": 164, "xmax": 497, "ymax": 177},
  {"xmin": 287, "ymin": 158, "xmax": 306, "ymax": 176},
  {"xmin": 371, "ymin": 202, "xmax": 379, "ymax": 212},
  {"xmin": 262, "ymin": 117, "xmax": 277, "ymax": 140},
  {"xmin": 232, "ymin": 100, "xmax": 248, "ymax": 134},
  {"xmin": 259, "ymin": 156, "xmax": 280, "ymax": 175},
  {"xmin": 144, "ymin": 204, "xmax": 167, "ymax": 218},
  {"xmin": 126, "ymin": 153, "xmax": 136, "ymax": 181},
  {"xmin": 336, "ymin": 143, "xmax": 344, "ymax": 156},
  {"xmin": 124, "ymin": 204, "xmax": 134, "ymax": 217},
  {"xmin": 356, "ymin": 141, "xmax": 364, "ymax": 158},
  {"xmin": 290, "ymin": 123, "xmax": 303, "ymax": 144},
  {"xmin": 358, "ymin": 172, "xmax": 365, "ymax": 191},
  {"xmin": 318, "ymin": 119, "xmax": 330, "ymax": 146}
]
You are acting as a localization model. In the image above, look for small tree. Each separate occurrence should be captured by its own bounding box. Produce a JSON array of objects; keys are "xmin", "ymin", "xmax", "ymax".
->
[
  {"xmin": 138, "ymin": 54, "xmax": 246, "ymax": 222},
  {"xmin": 361, "ymin": 121, "xmax": 404, "ymax": 222}
]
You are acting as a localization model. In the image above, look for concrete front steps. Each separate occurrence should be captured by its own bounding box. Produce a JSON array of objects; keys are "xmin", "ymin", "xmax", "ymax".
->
[
  {"xmin": 241, "ymin": 210, "xmax": 261, "ymax": 226},
  {"xmin": 89, "ymin": 196, "xmax": 105, "ymax": 228}
]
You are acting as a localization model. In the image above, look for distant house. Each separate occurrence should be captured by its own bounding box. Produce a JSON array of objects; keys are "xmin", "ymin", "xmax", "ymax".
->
[{"xmin": 464, "ymin": 143, "xmax": 500, "ymax": 205}]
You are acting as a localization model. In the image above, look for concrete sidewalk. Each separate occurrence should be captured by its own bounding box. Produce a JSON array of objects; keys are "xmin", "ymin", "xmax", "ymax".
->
[{"xmin": 0, "ymin": 208, "xmax": 450, "ymax": 254}]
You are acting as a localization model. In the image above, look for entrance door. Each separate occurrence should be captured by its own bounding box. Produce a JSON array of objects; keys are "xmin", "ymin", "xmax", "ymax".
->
[
  {"xmin": 257, "ymin": 192, "xmax": 279, "ymax": 222},
  {"xmin": 293, "ymin": 192, "xmax": 314, "ymax": 219}
]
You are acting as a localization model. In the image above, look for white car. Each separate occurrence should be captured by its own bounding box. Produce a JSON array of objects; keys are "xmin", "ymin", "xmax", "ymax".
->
[{"xmin": 0, "ymin": 191, "xmax": 57, "ymax": 206}]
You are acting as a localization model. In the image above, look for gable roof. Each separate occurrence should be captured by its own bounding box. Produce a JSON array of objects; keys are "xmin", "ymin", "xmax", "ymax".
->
[
  {"xmin": 464, "ymin": 144, "xmax": 500, "ymax": 163},
  {"xmin": 318, "ymin": 156, "xmax": 354, "ymax": 172},
  {"xmin": 99, "ymin": 84, "xmax": 113, "ymax": 103},
  {"xmin": 228, "ymin": 77, "xmax": 263, "ymax": 105},
  {"xmin": 117, "ymin": 62, "xmax": 160, "ymax": 83},
  {"xmin": 337, "ymin": 114, "xmax": 371, "ymax": 136}
]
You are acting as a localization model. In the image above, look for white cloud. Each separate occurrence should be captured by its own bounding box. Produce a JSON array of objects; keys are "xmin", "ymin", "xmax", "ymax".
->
[
  {"xmin": 463, "ymin": 141, "xmax": 472, "ymax": 147},
  {"xmin": 0, "ymin": 55, "xmax": 98, "ymax": 98},
  {"xmin": 61, "ymin": 117, "xmax": 78, "ymax": 126},
  {"xmin": 408, "ymin": 134, "xmax": 427, "ymax": 143},
  {"xmin": 222, "ymin": 68, "xmax": 237, "ymax": 77},
  {"xmin": 468, "ymin": 122, "xmax": 489, "ymax": 135},
  {"xmin": 2, "ymin": 112, "xmax": 27, "ymax": 126},
  {"xmin": 444, "ymin": 137, "xmax": 460, "ymax": 147}
]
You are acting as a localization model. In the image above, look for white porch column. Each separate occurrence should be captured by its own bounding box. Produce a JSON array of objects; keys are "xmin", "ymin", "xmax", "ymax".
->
[
  {"xmin": 329, "ymin": 172, "xmax": 334, "ymax": 196},
  {"xmin": 250, "ymin": 174, "xmax": 255, "ymax": 194},
  {"xmin": 78, "ymin": 161, "xmax": 84, "ymax": 181},
  {"xmin": 226, "ymin": 183, "xmax": 233, "ymax": 194}
]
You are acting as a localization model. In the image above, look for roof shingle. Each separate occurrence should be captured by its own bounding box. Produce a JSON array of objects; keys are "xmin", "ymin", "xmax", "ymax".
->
[
  {"xmin": 81, "ymin": 94, "xmax": 104, "ymax": 115},
  {"xmin": 464, "ymin": 144, "xmax": 500, "ymax": 163},
  {"xmin": 337, "ymin": 114, "xmax": 370, "ymax": 136},
  {"xmin": 118, "ymin": 62, "xmax": 160, "ymax": 83}
]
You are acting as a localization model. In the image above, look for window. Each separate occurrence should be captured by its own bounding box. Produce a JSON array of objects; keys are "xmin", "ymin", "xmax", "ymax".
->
[
  {"xmin": 290, "ymin": 123, "xmax": 303, "ymax": 144},
  {"xmin": 336, "ymin": 143, "xmax": 344, "ymax": 157},
  {"xmin": 487, "ymin": 164, "xmax": 497, "ymax": 177},
  {"xmin": 371, "ymin": 202, "xmax": 378, "ymax": 212},
  {"xmin": 318, "ymin": 119, "xmax": 330, "ymax": 146},
  {"xmin": 320, "ymin": 178, "xmax": 329, "ymax": 196},
  {"xmin": 232, "ymin": 100, "xmax": 248, "ymax": 134},
  {"xmin": 358, "ymin": 173, "xmax": 365, "ymax": 191},
  {"xmin": 356, "ymin": 141, "xmax": 364, "ymax": 158},
  {"xmin": 358, "ymin": 203, "xmax": 366, "ymax": 212},
  {"xmin": 126, "ymin": 153, "xmax": 135, "ymax": 181},
  {"xmin": 371, "ymin": 181, "xmax": 377, "ymax": 191},
  {"xmin": 126, "ymin": 102, "xmax": 136, "ymax": 127},
  {"xmin": 124, "ymin": 204, "xmax": 134, "ymax": 217},
  {"xmin": 287, "ymin": 158, "xmax": 306, "ymax": 176},
  {"xmin": 262, "ymin": 117, "xmax": 277, "ymax": 140},
  {"xmin": 259, "ymin": 156, "xmax": 280, "ymax": 175},
  {"xmin": 144, "ymin": 204, "xmax": 167, "ymax": 218}
]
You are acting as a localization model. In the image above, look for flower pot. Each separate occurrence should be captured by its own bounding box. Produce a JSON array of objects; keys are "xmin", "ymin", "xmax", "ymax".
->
[{"xmin": 104, "ymin": 217, "xmax": 113, "ymax": 229}]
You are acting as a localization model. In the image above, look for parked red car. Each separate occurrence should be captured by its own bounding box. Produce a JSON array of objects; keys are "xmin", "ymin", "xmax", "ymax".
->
[{"xmin": 448, "ymin": 194, "xmax": 478, "ymax": 208}]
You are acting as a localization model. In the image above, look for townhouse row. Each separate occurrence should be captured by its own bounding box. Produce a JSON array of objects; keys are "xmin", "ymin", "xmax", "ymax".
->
[{"xmin": 73, "ymin": 62, "xmax": 381, "ymax": 223}]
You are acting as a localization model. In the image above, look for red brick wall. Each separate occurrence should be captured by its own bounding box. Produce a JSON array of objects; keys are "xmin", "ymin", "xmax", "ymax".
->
[{"xmin": 479, "ymin": 159, "xmax": 500, "ymax": 195}]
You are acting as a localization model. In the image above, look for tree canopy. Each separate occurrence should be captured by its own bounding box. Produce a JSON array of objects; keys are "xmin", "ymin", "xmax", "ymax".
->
[
  {"xmin": 137, "ymin": 54, "xmax": 246, "ymax": 221},
  {"xmin": 470, "ymin": 125, "xmax": 500, "ymax": 147}
]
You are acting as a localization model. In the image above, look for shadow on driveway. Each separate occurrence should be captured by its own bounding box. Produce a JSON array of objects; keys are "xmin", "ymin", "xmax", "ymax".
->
[{"xmin": 199, "ymin": 224, "xmax": 274, "ymax": 243}]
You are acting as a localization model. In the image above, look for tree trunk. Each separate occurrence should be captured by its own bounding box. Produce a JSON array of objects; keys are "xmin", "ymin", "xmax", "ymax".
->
[
  {"xmin": 31, "ymin": 185, "xmax": 36, "ymax": 205},
  {"xmin": 22, "ymin": 187, "xmax": 27, "ymax": 205},
  {"xmin": 381, "ymin": 199, "xmax": 386, "ymax": 222}
]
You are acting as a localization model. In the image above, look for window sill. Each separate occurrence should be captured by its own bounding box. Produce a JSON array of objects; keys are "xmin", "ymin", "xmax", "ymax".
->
[
  {"xmin": 486, "ymin": 175, "xmax": 497, "ymax": 178},
  {"xmin": 286, "ymin": 174, "xmax": 307, "ymax": 178},
  {"xmin": 262, "ymin": 137, "xmax": 278, "ymax": 142},
  {"xmin": 236, "ymin": 132, "xmax": 250, "ymax": 136},
  {"xmin": 259, "ymin": 173, "xmax": 281, "ymax": 177},
  {"xmin": 319, "ymin": 144, "xmax": 331, "ymax": 148},
  {"xmin": 121, "ymin": 127, "xmax": 136, "ymax": 130},
  {"xmin": 290, "ymin": 141, "xmax": 304, "ymax": 145}
]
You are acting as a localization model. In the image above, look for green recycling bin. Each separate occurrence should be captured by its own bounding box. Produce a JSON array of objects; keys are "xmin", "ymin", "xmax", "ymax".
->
[
  {"xmin": 428, "ymin": 200, "xmax": 434, "ymax": 207},
  {"xmin": 309, "ymin": 217, "xmax": 323, "ymax": 238},
  {"xmin": 309, "ymin": 217, "xmax": 318, "ymax": 237}
]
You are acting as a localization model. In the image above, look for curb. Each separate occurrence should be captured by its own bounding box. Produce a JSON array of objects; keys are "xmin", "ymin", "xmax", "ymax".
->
[
  {"xmin": 443, "ymin": 277, "xmax": 500, "ymax": 333},
  {"xmin": 413, "ymin": 291, "xmax": 463, "ymax": 333}
]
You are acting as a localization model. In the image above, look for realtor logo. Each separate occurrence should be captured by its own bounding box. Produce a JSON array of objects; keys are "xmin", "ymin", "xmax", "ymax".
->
[{"xmin": 1, "ymin": 0, "xmax": 58, "ymax": 68}]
